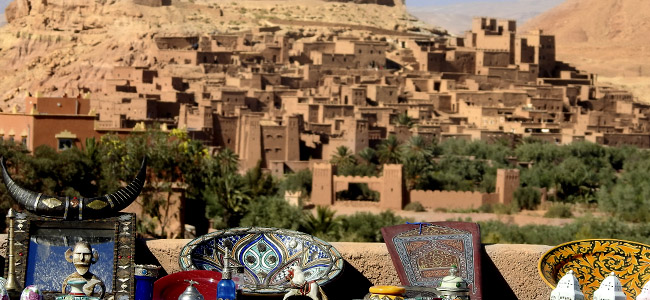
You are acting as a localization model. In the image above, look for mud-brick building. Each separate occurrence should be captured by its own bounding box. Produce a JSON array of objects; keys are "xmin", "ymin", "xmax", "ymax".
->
[{"xmin": 0, "ymin": 95, "xmax": 99, "ymax": 151}]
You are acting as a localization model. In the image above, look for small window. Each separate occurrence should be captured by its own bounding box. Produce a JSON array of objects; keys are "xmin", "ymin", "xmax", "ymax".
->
[{"xmin": 58, "ymin": 138, "xmax": 74, "ymax": 151}]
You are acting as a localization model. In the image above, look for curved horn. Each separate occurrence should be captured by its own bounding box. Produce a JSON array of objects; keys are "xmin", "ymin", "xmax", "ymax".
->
[
  {"xmin": 100, "ymin": 157, "xmax": 147, "ymax": 212},
  {"xmin": 0, "ymin": 157, "xmax": 146, "ymax": 220},
  {"xmin": 1, "ymin": 156, "xmax": 41, "ymax": 212}
]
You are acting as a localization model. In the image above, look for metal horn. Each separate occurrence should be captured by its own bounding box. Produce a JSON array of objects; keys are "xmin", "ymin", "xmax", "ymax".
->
[{"xmin": 1, "ymin": 157, "xmax": 146, "ymax": 220}]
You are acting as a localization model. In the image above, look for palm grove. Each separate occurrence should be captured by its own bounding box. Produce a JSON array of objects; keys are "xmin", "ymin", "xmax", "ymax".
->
[{"xmin": 1, "ymin": 127, "xmax": 650, "ymax": 245}]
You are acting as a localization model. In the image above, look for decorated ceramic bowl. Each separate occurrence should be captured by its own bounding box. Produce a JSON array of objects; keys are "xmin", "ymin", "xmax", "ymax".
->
[
  {"xmin": 179, "ymin": 227, "xmax": 344, "ymax": 295},
  {"xmin": 20, "ymin": 285, "xmax": 42, "ymax": 300},
  {"xmin": 539, "ymin": 239, "xmax": 650, "ymax": 299}
]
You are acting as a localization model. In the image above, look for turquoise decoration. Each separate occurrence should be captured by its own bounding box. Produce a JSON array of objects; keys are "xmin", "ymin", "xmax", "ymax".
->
[
  {"xmin": 179, "ymin": 227, "xmax": 344, "ymax": 295},
  {"xmin": 55, "ymin": 280, "xmax": 101, "ymax": 300}
]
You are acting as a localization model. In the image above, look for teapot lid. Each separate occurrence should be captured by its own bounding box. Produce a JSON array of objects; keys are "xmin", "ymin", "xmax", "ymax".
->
[{"xmin": 178, "ymin": 280, "xmax": 204, "ymax": 300}]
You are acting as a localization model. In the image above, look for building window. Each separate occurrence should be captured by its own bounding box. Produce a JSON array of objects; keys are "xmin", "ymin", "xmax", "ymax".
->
[
  {"xmin": 58, "ymin": 138, "xmax": 74, "ymax": 150},
  {"xmin": 54, "ymin": 130, "xmax": 77, "ymax": 151},
  {"xmin": 21, "ymin": 137, "xmax": 27, "ymax": 146}
]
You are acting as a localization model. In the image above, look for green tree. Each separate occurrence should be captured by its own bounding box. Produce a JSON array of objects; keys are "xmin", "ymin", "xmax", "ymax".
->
[
  {"xmin": 357, "ymin": 147, "xmax": 377, "ymax": 165},
  {"xmin": 330, "ymin": 146, "xmax": 356, "ymax": 168},
  {"xmin": 215, "ymin": 148, "xmax": 239, "ymax": 174},
  {"xmin": 513, "ymin": 186, "xmax": 541, "ymax": 210},
  {"xmin": 302, "ymin": 206, "xmax": 339, "ymax": 240},
  {"xmin": 394, "ymin": 113, "xmax": 415, "ymax": 128},
  {"xmin": 598, "ymin": 158, "xmax": 650, "ymax": 222},
  {"xmin": 282, "ymin": 169, "xmax": 312, "ymax": 197},
  {"xmin": 241, "ymin": 196, "xmax": 304, "ymax": 230},
  {"xmin": 204, "ymin": 172, "xmax": 251, "ymax": 228},
  {"xmin": 243, "ymin": 160, "xmax": 277, "ymax": 198},
  {"xmin": 377, "ymin": 135, "xmax": 403, "ymax": 164}
]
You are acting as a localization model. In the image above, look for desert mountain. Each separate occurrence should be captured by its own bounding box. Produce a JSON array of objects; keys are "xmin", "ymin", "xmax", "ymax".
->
[
  {"xmin": 410, "ymin": 0, "xmax": 563, "ymax": 35},
  {"xmin": 522, "ymin": 0, "xmax": 650, "ymax": 102},
  {"xmin": 523, "ymin": 0, "xmax": 650, "ymax": 76},
  {"xmin": 0, "ymin": 0, "xmax": 435, "ymax": 110}
]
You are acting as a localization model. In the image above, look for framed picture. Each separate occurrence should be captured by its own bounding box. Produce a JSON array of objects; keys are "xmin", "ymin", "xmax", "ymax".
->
[{"xmin": 5, "ymin": 212, "xmax": 136, "ymax": 300}]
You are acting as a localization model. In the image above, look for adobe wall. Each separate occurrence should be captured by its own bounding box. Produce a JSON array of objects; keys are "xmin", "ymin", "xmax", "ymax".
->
[
  {"xmin": 32, "ymin": 115, "xmax": 99, "ymax": 151},
  {"xmin": 409, "ymin": 190, "xmax": 484, "ymax": 210},
  {"xmin": 143, "ymin": 239, "xmax": 551, "ymax": 300}
]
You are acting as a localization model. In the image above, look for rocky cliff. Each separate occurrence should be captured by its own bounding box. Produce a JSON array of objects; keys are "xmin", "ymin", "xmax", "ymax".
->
[
  {"xmin": 522, "ymin": 0, "xmax": 650, "ymax": 102},
  {"xmin": 522, "ymin": 0, "xmax": 650, "ymax": 77},
  {"xmin": 0, "ymin": 0, "xmax": 431, "ymax": 109},
  {"xmin": 323, "ymin": 0, "xmax": 404, "ymax": 7}
]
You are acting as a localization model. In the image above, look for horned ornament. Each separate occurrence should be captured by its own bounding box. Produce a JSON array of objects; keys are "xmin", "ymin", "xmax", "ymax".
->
[{"xmin": 0, "ymin": 157, "xmax": 146, "ymax": 220}]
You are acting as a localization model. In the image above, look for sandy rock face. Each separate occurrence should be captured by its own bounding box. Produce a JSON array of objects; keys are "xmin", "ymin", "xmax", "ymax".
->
[
  {"xmin": 322, "ymin": 0, "xmax": 404, "ymax": 7},
  {"xmin": 4, "ymin": 0, "xmax": 28, "ymax": 23},
  {"xmin": 0, "ymin": 0, "xmax": 421, "ymax": 109}
]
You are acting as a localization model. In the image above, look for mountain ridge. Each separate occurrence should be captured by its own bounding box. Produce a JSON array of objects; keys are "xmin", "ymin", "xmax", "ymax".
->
[
  {"xmin": 522, "ymin": 0, "xmax": 650, "ymax": 76},
  {"xmin": 522, "ymin": 0, "xmax": 650, "ymax": 101}
]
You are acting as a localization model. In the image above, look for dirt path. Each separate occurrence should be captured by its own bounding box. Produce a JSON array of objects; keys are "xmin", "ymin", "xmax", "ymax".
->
[{"xmin": 329, "ymin": 204, "xmax": 574, "ymax": 226}]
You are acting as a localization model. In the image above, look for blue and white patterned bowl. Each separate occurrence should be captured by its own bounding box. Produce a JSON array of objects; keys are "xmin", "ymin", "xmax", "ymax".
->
[{"xmin": 179, "ymin": 227, "xmax": 344, "ymax": 295}]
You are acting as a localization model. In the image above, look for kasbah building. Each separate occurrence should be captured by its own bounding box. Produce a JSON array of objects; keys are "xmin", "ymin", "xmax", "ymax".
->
[{"xmin": 1, "ymin": 13, "xmax": 646, "ymax": 212}]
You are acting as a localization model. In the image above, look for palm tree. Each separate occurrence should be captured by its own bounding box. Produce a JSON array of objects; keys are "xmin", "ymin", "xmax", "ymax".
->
[
  {"xmin": 377, "ymin": 135, "xmax": 403, "ymax": 164},
  {"xmin": 215, "ymin": 148, "xmax": 239, "ymax": 175},
  {"xmin": 243, "ymin": 160, "xmax": 277, "ymax": 198},
  {"xmin": 395, "ymin": 113, "xmax": 415, "ymax": 128},
  {"xmin": 358, "ymin": 147, "xmax": 376, "ymax": 165},
  {"xmin": 330, "ymin": 145, "xmax": 356, "ymax": 167},
  {"xmin": 205, "ymin": 173, "xmax": 251, "ymax": 228},
  {"xmin": 402, "ymin": 135, "xmax": 433, "ymax": 161},
  {"xmin": 302, "ymin": 206, "xmax": 339, "ymax": 240}
]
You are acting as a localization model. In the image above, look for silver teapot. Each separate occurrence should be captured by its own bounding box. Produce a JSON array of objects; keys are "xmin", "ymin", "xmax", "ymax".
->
[{"xmin": 178, "ymin": 280, "xmax": 204, "ymax": 300}]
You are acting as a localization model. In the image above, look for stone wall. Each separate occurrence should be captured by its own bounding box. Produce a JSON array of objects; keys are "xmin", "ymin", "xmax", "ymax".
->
[
  {"xmin": 409, "ymin": 190, "xmax": 485, "ymax": 210},
  {"xmin": 144, "ymin": 239, "xmax": 552, "ymax": 300}
]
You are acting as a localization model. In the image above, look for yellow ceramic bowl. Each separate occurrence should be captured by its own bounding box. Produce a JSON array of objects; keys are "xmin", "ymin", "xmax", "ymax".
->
[{"xmin": 368, "ymin": 286, "xmax": 406, "ymax": 296}]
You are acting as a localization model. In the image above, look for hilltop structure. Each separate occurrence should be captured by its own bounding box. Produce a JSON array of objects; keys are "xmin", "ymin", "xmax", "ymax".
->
[{"xmin": 4, "ymin": 16, "xmax": 647, "ymax": 208}]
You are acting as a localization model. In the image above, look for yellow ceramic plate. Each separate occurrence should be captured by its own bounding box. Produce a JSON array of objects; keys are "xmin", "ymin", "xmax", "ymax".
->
[{"xmin": 538, "ymin": 239, "xmax": 650, "ymax": 299}]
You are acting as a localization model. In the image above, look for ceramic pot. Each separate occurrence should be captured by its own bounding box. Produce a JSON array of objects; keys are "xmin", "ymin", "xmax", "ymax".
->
[
  {"xmin": 135, "ymin": 264, "xmax": 161, "ymax": 300},
  {"xmin": 20, "ymin": 285, "xmax": 42, "ymax": 300}
]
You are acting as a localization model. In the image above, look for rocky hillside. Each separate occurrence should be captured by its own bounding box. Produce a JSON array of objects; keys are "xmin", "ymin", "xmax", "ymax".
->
[
  {"xmin": 0, "ymin": 0, "xmax": 432, "ymax": 110},
  {"xmin": 523, "ymin": 0, "xmax": 650, "ymax": 78}
]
